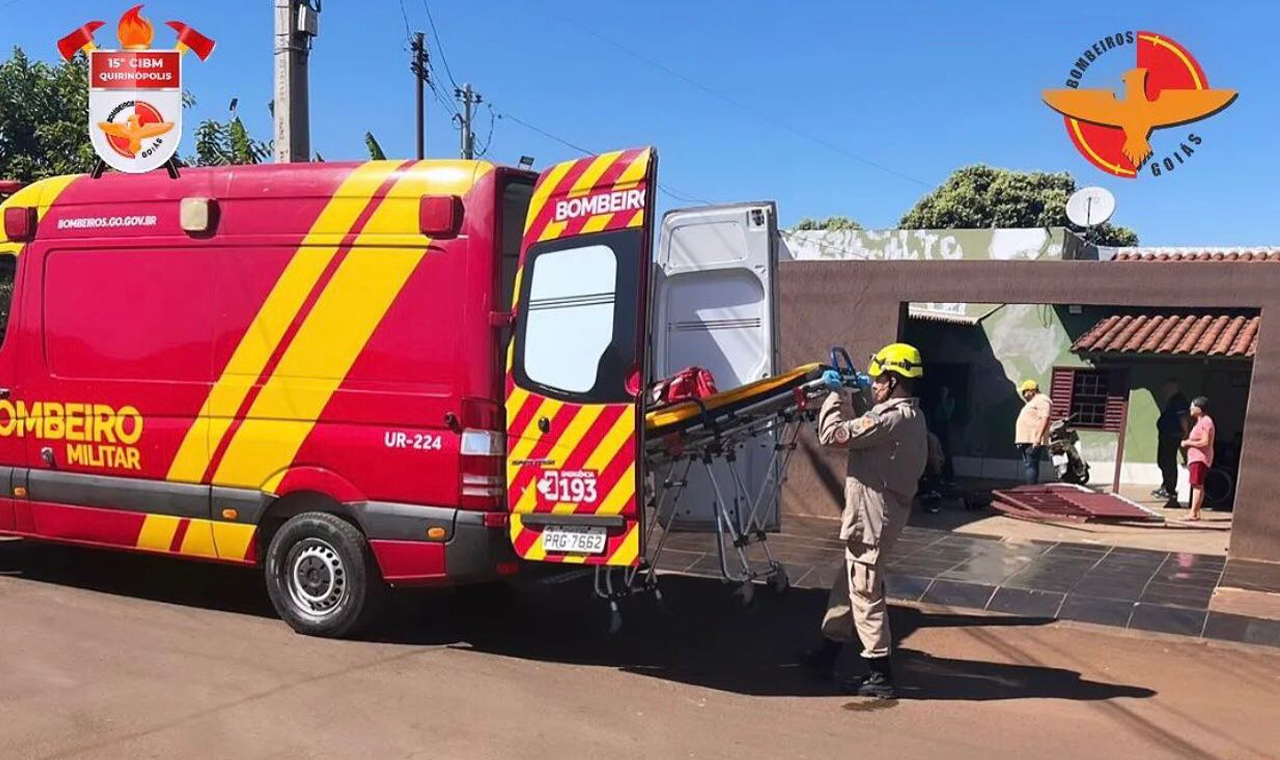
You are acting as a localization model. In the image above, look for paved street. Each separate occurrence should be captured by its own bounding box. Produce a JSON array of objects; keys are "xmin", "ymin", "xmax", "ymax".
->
[{"xmin": 2, "ymin": 540, "xmax": 1278, "ymax": 760}]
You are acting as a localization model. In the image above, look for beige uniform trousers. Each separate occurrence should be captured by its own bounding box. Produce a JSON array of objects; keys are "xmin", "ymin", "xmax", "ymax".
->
[{"xmin": 819, "ymin": 493, "xmax": 911, "ymax": 658}]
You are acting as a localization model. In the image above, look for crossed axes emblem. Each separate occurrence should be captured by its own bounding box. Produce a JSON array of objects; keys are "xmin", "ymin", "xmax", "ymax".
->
[{"xmin": 57, "ymin": 4, "xmax": 215, "ymax": 62}]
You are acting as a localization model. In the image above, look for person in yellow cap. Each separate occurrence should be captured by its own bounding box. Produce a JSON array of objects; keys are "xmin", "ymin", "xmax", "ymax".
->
[
  {"xmin": 803, "ymin": 342, "xmax": 928, "ymax": 699},
  {"xmin": 1015, "ymin": 379, "xmax": 1053, "ymax": 485}
]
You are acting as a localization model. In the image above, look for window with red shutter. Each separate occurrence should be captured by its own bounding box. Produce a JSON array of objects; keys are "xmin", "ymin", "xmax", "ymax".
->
[
  {"xmin": 1050, "ymin": 367, "xmax": 1074, "ymax": 421},
  {"xmin": 1049, "ymin": 367, "xmax": 1129, "ymax": 431}
]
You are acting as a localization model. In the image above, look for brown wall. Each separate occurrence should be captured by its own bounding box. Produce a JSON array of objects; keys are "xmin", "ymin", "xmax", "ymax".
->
[{"xmin": 780, "ymin": 260, "xmax": 1279, "ymax": 563}]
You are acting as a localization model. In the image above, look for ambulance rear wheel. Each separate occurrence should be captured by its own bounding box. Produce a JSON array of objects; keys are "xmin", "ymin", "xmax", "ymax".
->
[{"xmin": 265, "ymin": 512, "xmax": 385, "ymax": 638}]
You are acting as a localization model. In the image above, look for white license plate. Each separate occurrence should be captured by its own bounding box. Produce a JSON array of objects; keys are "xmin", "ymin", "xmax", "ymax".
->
[
  {"xmin": 542, "ymin": 525, "xmax": 607, "ymax": 554},
  {"xmin": 1052, "ymin": 453, "xmax": 1068, "ymax": 466}
]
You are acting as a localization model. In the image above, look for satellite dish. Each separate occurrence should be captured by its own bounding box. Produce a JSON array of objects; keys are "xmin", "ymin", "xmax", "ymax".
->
[{"xmin": 1066, "ymin": 186, "xmax": 1116, "ymax": 227}]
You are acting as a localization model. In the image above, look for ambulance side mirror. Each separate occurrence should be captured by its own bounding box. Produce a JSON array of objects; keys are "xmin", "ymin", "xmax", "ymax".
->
[
  {"xmin": 420, "ymin": 195, "xmax": 463, "ymax": 238},
  {"xmin": 3, "ymin": 207, "xmax": 37, "ymax": 242}
]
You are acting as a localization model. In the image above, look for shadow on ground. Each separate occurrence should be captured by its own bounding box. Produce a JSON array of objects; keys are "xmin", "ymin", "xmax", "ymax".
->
[{"xmin": 0, "ymin": 540, "xmax": 1156, "ymax": 702}]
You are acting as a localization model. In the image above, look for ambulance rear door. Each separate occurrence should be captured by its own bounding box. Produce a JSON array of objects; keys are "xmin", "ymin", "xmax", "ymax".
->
[
  {"xmin": 505, "ymin": 148, "xmax": 657, "ymax": 566},
  {"xmin": 651, "ymin": 202, "xmax": 781, "ymax": 530}
]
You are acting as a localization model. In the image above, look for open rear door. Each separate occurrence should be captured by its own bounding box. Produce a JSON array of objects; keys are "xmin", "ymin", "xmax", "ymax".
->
[
  {"xmin": 652, "ymin": 202, "xmax": 781, "ymax": 530},
  {"xmin": 505, "ymin": 148, "xmax": 657, "ymax": 566}
]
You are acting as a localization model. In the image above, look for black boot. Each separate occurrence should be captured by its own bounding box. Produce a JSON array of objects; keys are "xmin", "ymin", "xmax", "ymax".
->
[
  {"xmin": 800, "ymin": 638, "xmax": 842, "ymax": 681},
  {"xmin": 841, "ymin": 656, "xmax": 896, "ymax": 699}
]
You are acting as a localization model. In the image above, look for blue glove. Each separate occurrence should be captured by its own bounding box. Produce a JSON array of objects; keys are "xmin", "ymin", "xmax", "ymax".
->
[
  {"xmin": 821, "ymin": 369, "xmax": 843, "ymax": 391},
  {"xmin": 853, "ymin": 372, "xmax": 873, "ymax": 391}
]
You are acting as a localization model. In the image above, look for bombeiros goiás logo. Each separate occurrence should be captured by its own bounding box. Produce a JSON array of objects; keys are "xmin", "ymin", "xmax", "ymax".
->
[
  {"xmin": 57, "ymin": 4, "xmax": 215, "ymax": 175},
  {"xmin": 1042, "ymin": 32, "xmax": 1236, "ymax": 179}
]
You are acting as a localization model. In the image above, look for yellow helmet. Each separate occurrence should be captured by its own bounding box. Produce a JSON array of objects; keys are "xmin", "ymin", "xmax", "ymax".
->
[
  {"xmin": 1019, "ymin": 379, "xmax": 1040, "ymax": 394},
  {"xmin": 868, "ymin": 343, "xmax": 923, "ymax": 379}
]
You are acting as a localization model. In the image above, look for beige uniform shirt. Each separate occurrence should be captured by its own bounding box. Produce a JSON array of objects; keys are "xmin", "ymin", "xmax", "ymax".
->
[
  {"xmin": 1015, "ymin": 392, "xmax": 1052, "ymax": 445},
  {"xmin": 817, "ymin": 393, "xmax": 928, "ymax": 552}
]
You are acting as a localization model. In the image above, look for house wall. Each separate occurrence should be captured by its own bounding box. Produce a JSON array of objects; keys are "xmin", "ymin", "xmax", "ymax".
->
[{"xmin": 777, "ymin": 259, "xmax": 1278, "ymax": 563}]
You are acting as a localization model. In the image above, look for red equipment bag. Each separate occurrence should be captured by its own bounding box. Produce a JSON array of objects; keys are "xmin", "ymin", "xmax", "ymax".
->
[{"xmin": 649, "ymin": 366, "xmax": 718, "ymax": 408}]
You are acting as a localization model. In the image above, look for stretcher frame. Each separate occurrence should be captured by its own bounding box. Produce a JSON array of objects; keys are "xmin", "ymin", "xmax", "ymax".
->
[{"xmin": 591, "ymin": 367, "xmax": 838, "ymax": 630}]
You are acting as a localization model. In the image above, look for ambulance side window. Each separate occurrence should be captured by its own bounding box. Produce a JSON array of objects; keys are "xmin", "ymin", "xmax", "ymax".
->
[
  {"xmin": 499, "ymin": 178, "xmax": 533, "ymax": 310},
  {"xmin": 513, "ymin": 229, "xmax": 642, "ymax": 403},
  {"xmin": 0, "ymin": 254, "xmax": 16, "ymax": 349}
]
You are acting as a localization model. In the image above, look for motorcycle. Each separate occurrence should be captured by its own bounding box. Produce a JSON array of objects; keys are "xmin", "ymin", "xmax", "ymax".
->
[{"xmin": 1048, "ymin": 414, "xmax": 1091, "ymax": 485}]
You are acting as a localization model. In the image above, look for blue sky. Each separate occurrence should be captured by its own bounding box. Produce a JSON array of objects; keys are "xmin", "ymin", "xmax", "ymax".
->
[{"xmin": 3, "ymin": 0, "xmax": 1277, "ymax": 246}]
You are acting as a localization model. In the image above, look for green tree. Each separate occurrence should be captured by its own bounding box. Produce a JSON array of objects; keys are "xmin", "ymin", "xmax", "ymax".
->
[
  {"xmin": 188, "ymin": 116, "xmax": 270, "ymax": 166},
  {"xmin": 364, "ymin": 131, "xmax": 386, "ymax": 160},
  {"xmin": 793, "ymin": 215, "xmax": 862, "ymax": 231},
  {"xmin": 900, "ymin": 164, "xmax": 1139, "ymax": 246},
  {"xmin": 0, "ymin": 48, "xmax": 97, "ymax": 181}
]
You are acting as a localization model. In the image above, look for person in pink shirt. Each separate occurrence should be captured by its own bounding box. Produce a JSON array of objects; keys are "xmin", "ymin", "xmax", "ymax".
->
[{"xmin": 1181, "ymin": 396, "xmax": 1216, "ymax": 520}]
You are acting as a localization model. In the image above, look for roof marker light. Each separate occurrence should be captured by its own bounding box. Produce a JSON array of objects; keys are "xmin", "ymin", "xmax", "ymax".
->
[{"xmin": 180, "ymin": 197, "xmax": 218, "ymax": 234}]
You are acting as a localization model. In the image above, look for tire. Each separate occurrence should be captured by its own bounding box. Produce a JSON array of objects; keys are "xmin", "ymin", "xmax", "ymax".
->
[
  {"xmin": 0, "ymin": 536, "xmax": 27, "ymax": 573},
  {"xmin": 1204, "ymin": 467, "xmax": 1234, "ymax": 508},
  {"xmin": 265, "ymin": 511, "xmax": 385, "ymax": 638},
  {"xmin": 1063, "ymin": 462, "xmax": 1089, "ymax": 485}
]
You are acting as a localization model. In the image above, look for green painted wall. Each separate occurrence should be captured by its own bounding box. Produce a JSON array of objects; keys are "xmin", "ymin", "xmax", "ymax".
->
[{"xmin": 907, "ymin": 305, "xmax": 1115, "ymax": 463}]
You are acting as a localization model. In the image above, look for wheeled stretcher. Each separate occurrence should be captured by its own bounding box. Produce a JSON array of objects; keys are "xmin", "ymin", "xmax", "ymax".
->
[{"xmin": 615, "ymin": 352, "xmax": 861, "ymax": 613}]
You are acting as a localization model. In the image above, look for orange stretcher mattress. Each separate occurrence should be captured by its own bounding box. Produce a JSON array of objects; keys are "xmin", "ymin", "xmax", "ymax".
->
[{"xmin": 644, "ymin": 363, "xmax": 826, "ymax": 438}]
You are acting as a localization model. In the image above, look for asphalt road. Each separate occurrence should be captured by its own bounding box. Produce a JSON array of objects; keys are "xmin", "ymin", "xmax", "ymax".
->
[{"xmin": 1, "ymin": 539, "xmax": 1278, "ymax": 760}]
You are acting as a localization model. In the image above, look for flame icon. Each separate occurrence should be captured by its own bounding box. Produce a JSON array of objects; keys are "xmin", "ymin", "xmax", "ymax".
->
[{"xmin": 117, "ymin": 4, "xmax": 154, "ymax": 50}]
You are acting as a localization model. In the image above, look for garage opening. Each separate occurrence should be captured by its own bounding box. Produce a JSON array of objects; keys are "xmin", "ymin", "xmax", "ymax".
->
[{"xmin": 904, "ymin": 302, "xmax": 1256, "ymax": 554}]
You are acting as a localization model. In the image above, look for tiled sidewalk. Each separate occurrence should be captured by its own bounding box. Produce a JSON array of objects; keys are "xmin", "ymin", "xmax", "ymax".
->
[{"xmin": 652, "ymin": 520, "xmax": 1280, "ymax": 648}]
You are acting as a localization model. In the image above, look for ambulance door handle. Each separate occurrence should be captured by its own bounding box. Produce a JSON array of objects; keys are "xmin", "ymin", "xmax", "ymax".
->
[
  {"xmin": 40, "ymin": 447, "xmax": 55, "ymax": 468},
  {"xmin": 0, "ymin": 387, "xmax": 8, "ymax": 399},
  {"xmin": 538, "ymin": 416, "xmax": 551, "ymax": 434}
]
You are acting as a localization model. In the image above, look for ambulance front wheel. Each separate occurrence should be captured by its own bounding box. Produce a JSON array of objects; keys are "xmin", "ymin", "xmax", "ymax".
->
[{"xmin": 265, "ymin": 511, "xmax": 386, "ymax": 638}]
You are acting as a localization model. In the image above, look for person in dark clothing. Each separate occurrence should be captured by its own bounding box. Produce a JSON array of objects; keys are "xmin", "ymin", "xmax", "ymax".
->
[
  {"xmin": 936, "ymin": 385, "xmax": 957, "ymax": 484},
  {"xmin": 1154, "ymin": 380, "xmax": 1190, "ymax": 506}
]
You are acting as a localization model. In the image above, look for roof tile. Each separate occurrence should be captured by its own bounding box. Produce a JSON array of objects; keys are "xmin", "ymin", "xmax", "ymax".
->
[
  {"xmin": 1230, "ymin": 317, "xmax": 1260, "ymax": 356},
  {"xmin": 1071, "ymin": 313, "xmax": 1259, "ymax": 358},
  {"xmin": 1112, "ymin": 248, "xmax": 1280, "ymax": 262}
]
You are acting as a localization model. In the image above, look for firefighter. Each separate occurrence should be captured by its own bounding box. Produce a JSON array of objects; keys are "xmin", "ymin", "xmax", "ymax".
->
[{"xmin": 803, "ymin": 342, "xmax": 929, "ymax": 698}]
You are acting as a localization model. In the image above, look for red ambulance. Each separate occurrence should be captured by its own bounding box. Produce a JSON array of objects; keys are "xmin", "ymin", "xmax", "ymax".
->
[{"xmin": 0, "ymin": 147, "xmax": 659, "ymax": 636}]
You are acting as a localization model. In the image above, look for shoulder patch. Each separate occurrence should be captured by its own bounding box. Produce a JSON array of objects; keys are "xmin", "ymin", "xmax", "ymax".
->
[{"xmin": 851, "ymin": 412, "xmax": 880, "ymax": 436}]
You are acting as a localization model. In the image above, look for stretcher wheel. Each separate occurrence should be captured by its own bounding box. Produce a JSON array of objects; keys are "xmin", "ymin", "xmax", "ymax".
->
[
  {"xmin": 733, "ymin": 580, "xmax": 755, "ymax": 606},
  {"xmin": 653, "ymin": 587, "xmax": 674, "ymax": 617},
  {"xmin": 607, "ymin": 602, "xmax": 623, "ymax": 635},
  {"xmin": 770, "ymin": 567, "xmax": 790, "ymax": 595}
]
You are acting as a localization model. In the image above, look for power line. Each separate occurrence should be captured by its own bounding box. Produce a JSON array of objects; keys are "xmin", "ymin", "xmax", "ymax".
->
[
  {"xmin": 494, "ymin": 109, "xmax": 593, "ymax": 155},
  {"xmin": 540, "ymin": 5, "xmax": 931, "ymax": 190},
  {"xmin": 420, "ymin": 0, "xmax": 459, "ymax": 90},
  {"xmin": 655, "ymin": 184, "xmax": 714, "ymax": 206},
  {"xmin": 396, "ymin": 0, "xmax": 413, "ymax": 41},
  {"xmin": 475, "ymin": 102, "xmax": 497, "ymax": 158},
  {"xmin": 491, "ymin": 107, "xmax": 713, "ymax": 205},
  {"xmin": 398, "ymin": 2, "xmax": 712, "ymax": 201},
  {"xmin": 428, "ymin": 79, "xmax": 459, "ymax": 118}
]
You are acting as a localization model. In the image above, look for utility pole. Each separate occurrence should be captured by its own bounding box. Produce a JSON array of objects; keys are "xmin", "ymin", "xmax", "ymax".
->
[
  {"xmin": 455, "ymin": 83, "xmax": 482, "ymax": 159},
  {"xmin": 273, "ymin": 0, "xmax": 319, "ymax": 163},
  {"xmin": 410, "ymin": 32, "xmax": 427, "ymax": 160}
]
